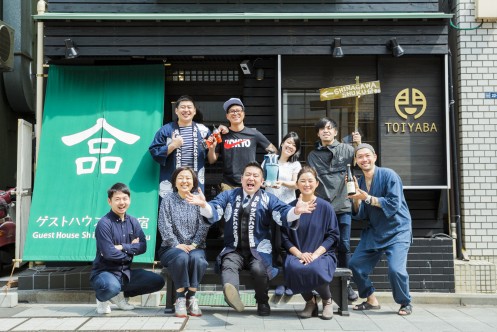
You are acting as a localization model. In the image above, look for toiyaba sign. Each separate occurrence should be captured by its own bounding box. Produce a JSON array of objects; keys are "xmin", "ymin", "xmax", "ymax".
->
[
  {"xmin": 378, "ymin": 57, "xmax": 447, "ymax": 187},
  {"xmin": 23, "ymin": 65, "xmax": 164, "ymax": 262}
]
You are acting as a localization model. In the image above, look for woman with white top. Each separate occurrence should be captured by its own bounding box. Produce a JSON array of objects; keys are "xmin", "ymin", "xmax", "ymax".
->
[{"xmin": 263, "ymin": 131, "xmax": 302, "ymax": 296}]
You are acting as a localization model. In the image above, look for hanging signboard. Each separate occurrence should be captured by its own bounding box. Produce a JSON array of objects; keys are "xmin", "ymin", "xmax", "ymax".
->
[{"xmin": 23, "ymin": 65, "xmax": 164, "ymax": 262}]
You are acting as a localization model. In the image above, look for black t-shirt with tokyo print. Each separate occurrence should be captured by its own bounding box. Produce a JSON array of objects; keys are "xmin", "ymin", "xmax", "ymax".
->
[{"xmin": 216, "ymin": 127, "xmax": 271, "ymax": 186}]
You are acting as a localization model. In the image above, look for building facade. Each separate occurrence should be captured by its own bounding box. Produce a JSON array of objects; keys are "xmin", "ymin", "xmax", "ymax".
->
[
  {"xmin": 453, "ymin": 0, "xmax": 497, "ymax": 293},
  {"xmin": 12, "ymin": 0, "xmax": 478, "ymax": 293}
]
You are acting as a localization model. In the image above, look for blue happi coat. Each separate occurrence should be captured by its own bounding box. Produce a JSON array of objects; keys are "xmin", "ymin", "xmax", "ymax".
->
[
  {"xmin": 206, "ymin": 188, "xmax": 298, "ymax": 279},
  {"xmin": 149, "ymin": 121, "xmax": 210, "ymax": 197},
  {"xmin": 352, "ymin": 166, "xmax": 412, "ymax": 249}
]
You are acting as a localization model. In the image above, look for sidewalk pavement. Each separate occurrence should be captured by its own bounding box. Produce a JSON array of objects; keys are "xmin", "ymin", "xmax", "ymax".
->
[{"xmin": 1, "ymin": 291, "xmax": 497, "ymax": 331}]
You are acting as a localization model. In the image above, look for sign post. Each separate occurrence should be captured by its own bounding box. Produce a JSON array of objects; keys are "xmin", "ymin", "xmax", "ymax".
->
[{"xmin": 320, "ymin": 79, "xmax": 381, "ymax": 131}]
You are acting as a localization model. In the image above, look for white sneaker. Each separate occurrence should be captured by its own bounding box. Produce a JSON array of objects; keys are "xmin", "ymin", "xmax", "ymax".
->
[
  {"xmin": 174, "ymin": 297, "xmax": 187, "ymax": 317},
  {"xmin": 96, "ymin": 299, "xmax": 111, "ymax": 314},
  {"xmin": 109, "ymin": 292, "xmax": 135, "ymax": 310},
  {"xmin": 187, "ymin": 296, "xmax": 202, "ymax": 317}
]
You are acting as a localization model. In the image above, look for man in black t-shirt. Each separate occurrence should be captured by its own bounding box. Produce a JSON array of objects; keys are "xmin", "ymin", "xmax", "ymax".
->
[{"xmin": 213, "ymin": 98, "xmax": 276, "ymax": 191}]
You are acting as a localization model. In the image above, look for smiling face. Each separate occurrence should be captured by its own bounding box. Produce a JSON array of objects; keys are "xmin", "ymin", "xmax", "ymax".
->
[
  {"xmin": 226, "ymin": 105, "xmax": 245, "ymax": 126},
  {"xmin": 280, "ymin": 137, "xmax": 297, "ymax": 159},
  {"xmin": 317, "ymin": 122, "xmax": 337, "ymax": 146},
  {"xmin": 355, "ymin": 148, "xmax": 377, "ymax": 172},
  {"xmin": 108, "ymin": 191, "xmax": 130, "ymax": 220},
  {"xmin": 175, "ymin": 100, "xmax": 196, "ymax": 126},
  {"xmin": 297, "ymin": 171, "xmax": 319, "ymax": 198},
  {"xmin": 241, "ymin": 166, "xmax": 263, "ymax": 195},
  {"xmin": 175, "ymin": 169, "xmax": 195, "ymax": 197}
]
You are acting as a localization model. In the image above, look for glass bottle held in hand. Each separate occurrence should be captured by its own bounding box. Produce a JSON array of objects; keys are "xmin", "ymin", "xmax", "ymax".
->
[
  {"xmin": 346, "ymin": 164, "xmax": 356, "ymax": 195},
  {"xmin": 205, "ymin": 125, "xmax": 222, "ymax": 148}
]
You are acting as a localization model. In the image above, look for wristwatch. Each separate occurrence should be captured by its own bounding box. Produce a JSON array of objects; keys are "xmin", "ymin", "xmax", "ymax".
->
[{"xmin": 364, "ymin": 195, "xmax": 372, "ymax": 205}]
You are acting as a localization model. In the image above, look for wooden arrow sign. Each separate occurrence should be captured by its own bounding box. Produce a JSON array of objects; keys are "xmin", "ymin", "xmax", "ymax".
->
[{"xmin": 320, "ymin": 80, "xmax": 381, "ymax": 101}]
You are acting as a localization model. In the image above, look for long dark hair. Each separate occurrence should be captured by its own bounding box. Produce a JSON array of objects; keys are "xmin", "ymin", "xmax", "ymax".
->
[{"xmin": 278, "ymin": 131, "xmax": 301, "ymax": 162}]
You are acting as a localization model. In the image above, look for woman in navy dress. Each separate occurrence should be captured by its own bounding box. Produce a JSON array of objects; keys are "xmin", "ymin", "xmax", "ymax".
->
[{"xmin": 281, "ymin": 166, "xmax": 339, "ymax": 320}]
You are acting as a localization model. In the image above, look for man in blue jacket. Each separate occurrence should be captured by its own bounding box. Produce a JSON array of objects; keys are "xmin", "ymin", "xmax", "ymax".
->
[
  {"xmin": 187, "ymin": 162, "xmax": 316, "ymax": 316},
  {"xmin": 348, "ymin": 144, "xmax": 413, "ymax": 316},
  {"xmin": 90, "ymin": 183, "xmax": 165, "ymax": 314}
]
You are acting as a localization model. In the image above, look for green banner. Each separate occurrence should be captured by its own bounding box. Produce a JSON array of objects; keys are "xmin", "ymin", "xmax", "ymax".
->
[{"xmin": 23, "ymin": 65, "xmax": 164, "ymax": 262}]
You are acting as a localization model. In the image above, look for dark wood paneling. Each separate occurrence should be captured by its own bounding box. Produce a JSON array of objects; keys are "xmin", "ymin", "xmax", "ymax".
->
[
  {"xmin": 47, "ymin": 1, "xmax": 441, "ymax": 14},
  {"xmin": 44, "ymin": 19, "xmax": 448, "ymax": 58},
  {"xmin": 378, "ymin": 56, "xmax": 447, "ymax": 187},
  {"xmin": 351, "ymin": 190, "xmax": 445, "ymax": 238}
]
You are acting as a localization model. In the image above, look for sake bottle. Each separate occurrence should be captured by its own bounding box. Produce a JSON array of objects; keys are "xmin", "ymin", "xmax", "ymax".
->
[{"xmin": 346, "ymin": 164, "xmax": 356, "ymax": 195}]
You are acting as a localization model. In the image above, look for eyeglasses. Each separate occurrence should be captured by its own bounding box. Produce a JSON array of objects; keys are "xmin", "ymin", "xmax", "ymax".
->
[{"xmin": 228, "ymin": 109, "xmax": 244, "ymax": 115}]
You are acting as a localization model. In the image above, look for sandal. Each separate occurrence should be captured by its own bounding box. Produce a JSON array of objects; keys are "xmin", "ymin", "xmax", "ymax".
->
[
  {"xmin": 353, "ymin": 301, "xmax": 381, "ymax": 310},
  {"xmin": 398, "ymin": 304, "xmax": 412, "ymax": 316}
]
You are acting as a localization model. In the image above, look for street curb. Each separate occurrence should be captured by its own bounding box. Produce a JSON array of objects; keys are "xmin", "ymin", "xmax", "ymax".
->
[{"xmin": 16, "ymin": 289, "xmax": 497, "ymax": 306}]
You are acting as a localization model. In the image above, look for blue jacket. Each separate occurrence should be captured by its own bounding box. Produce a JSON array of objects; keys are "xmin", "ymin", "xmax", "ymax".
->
[
  {"xmin": 91, "ymin": 211, "xmax": 146, "ymax": 281},
  {"xmin": 206, "ymin": 188, "xmax": 297, "ymax": 279},
  {"xmin": 149, "ymin": 121, "xmax": 211, "ymax": 197}
]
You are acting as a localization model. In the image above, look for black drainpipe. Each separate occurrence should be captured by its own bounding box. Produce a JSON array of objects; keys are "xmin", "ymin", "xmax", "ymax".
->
[{"xmin": 448, "ymin": 49, "xmax": 464, "ymax": 260}]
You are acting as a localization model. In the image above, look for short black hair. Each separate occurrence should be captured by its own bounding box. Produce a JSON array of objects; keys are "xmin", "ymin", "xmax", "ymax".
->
[
  {"xmin": 174, "ymin": 95, "xmax": 196, "ymax": 110},
  {"xmin": 171, "ymin": 166, "xmax": 199, "ymax": 192},
  {"xmin": 279, "ymin": 131, "xmax": 301, "ymax": 162},
  {"xmin": 107, "ymin": 182, "xmax": 131, "ymax": 199},
  {"xmin": 314, "ymin": 117, "xmax": 337, "ymax": 133},
  {"xmin": 242, "ymin": 161, "xmax": 263, "ymax": 176}
]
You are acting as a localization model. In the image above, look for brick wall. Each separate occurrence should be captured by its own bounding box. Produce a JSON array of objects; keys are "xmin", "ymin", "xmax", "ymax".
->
[
  {"xmin": 455, "ymin": 0, "xmax": 497, "ymax": 265},
  {"xmin": 351, "ymin": 238, "xmax": 455, "ymax": 293}
]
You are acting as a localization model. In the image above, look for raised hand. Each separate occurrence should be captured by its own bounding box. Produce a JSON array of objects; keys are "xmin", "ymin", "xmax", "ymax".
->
[
  {"xmin": 294, "ymin": 194, "xmax": 317, "ymax": 215},
  {"xmin": 218, "ymin": 124, "xmax": 229, "ymax": 134},
  {"xmin": 185, "ymin": 188, "xmax": 207, "ymax": 208}
]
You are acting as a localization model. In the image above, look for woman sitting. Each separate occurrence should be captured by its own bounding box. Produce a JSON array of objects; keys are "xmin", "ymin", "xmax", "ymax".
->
[
  {"xmin": 281, "ymin": 166, "xmax": 340, "ymax": 320},
  {"xmin": 158, "ymin": 166, "xmax": 210, "ymax": 317}
]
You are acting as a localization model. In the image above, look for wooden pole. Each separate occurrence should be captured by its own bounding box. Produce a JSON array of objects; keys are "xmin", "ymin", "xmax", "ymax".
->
[{"xmin": 355, "ymin": 76, "xmax": 359, "ymax": 131}]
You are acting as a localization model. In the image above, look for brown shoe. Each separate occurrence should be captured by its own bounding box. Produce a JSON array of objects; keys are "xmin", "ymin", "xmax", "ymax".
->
[
  {"xmin": 223, "ymin": 283, "xmax": 244, "ymax": 312},
  {"xmin": 299, "ymin": 297, "xmax": 318, "ymax": 318},
  {"xmin": 322, "ymin": 298, "xmax": 334, "ymax": 320}
]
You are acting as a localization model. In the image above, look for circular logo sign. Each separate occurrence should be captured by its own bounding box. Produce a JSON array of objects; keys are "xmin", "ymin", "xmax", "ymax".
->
[{"xmin": 394, "ymin": 88, "xmax": 427, "ymax": 120}]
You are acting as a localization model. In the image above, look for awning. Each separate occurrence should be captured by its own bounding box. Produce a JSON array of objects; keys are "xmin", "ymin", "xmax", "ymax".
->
[{"xmin": 33, "ymin": 12, "xmax": 453, "ymax": 21}]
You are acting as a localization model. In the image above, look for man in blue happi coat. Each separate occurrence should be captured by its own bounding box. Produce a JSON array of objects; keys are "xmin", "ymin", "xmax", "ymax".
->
[
  {"xmin": 149, "ymin": 95, "xmax": 218, "ymax": 198},
  {"xmin": 186, "ymin": 161, "xmax": 316, "ymax": 316},
  {"xmin": 348, "ymin": 143, "xmax": 413, "ymax": 316}
]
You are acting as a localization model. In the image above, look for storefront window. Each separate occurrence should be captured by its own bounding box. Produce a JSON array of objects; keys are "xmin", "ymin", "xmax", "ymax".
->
[{"xmin": 282, "ymin": 89, "xmax": 376, "ymax": 162}]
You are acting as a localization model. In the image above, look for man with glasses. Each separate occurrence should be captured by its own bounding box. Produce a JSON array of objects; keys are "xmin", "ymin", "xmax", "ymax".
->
[
  {"xmin": 307, "ymin": 117, "xmax": 361, "ymax": 302},
  {"xmin": 212, "ymin": 98, "xmax": 277, "ymax": 192},
  {"xmin": 186, "ymin": 162, "xmax": 316, "ymax": 316}
]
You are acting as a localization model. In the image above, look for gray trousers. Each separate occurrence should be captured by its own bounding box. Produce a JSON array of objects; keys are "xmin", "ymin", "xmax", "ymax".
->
[{"xmin": 221, "ymin": 251, "xmax": 269, "ymax": 303}]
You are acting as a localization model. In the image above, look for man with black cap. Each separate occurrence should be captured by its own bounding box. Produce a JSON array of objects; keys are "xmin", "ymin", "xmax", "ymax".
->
[
  {"xmin": 347, "ymin": 143, "xmax": 413, "ymax": 316},
  {"xmin": 212, "ymin": 98, "xmax": 277, "ymax": 192}
]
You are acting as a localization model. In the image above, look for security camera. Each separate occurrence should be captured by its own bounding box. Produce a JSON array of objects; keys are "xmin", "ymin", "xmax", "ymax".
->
[{"xmin": 240, "ymin": 60, "xmax": 252, "ymax": 75}]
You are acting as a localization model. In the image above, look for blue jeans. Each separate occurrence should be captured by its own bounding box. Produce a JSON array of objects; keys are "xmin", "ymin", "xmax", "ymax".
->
[
  {"xmin": 159, "ymin": 247, "xmax": 208, "ymax": 290},
  {"xmin": 91, "ymin": 269, "xmax": 165, "ymax": 302},
  {"xmin": 349, "ymin": 240, "xmax": 411, "ymax": 305},
  {"xmin": 337, "ymin": 213, "xmax": 351, "ymax": 269}
]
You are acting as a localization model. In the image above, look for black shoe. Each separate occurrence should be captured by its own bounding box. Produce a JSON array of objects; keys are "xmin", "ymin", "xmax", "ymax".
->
[
  {"xmin": 347, "ymin": 284, "xmax": 358, "ymax": 302},
  {"xmin": 257, "ymin": 302, "xmax": 271, "ymax": 316}
]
